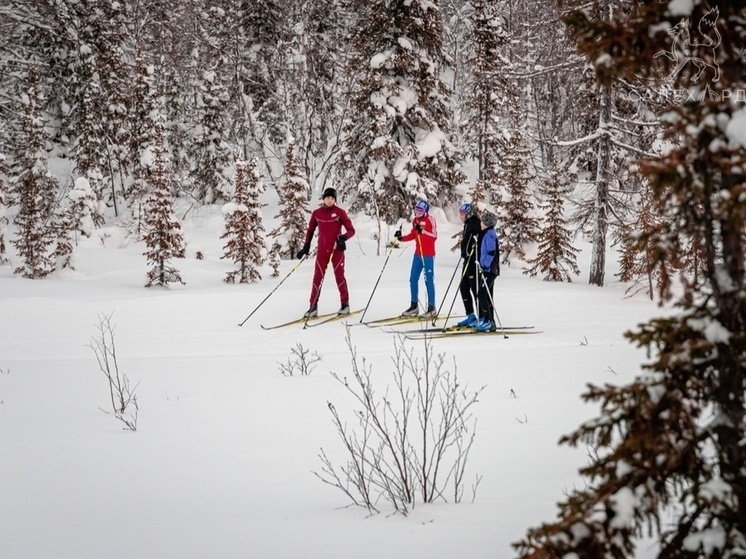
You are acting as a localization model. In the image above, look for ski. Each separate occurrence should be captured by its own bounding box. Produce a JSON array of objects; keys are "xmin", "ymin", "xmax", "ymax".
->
[
  {"xmin": 403, "ymin": 328, "xmax": 542, "ymax": 340},
  {"xmin": 260, "ymin": 311, "xmax": 338, "ymax": 330},
  {"xmin": 303, "ymin": 309, "xmax": 363, "ymax": 328},
  {"xmin": 362, "ymin": 314, "xmax": 464, "ymax": 328},
  {"xmin": 389, "ymin": 324, "xmax": 535, "ymax": 335}
]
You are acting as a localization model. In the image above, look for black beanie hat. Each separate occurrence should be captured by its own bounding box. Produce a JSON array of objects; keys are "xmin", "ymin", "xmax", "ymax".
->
[{"xmin": 321, "ymin": 187, "xmax": 337, "ymax": 200}]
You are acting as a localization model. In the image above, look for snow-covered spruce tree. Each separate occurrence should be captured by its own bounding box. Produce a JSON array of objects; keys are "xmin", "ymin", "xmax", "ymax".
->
[
  {"xmin": 495, "ymin": 113, "xmax": 540, "ymax": 265},
  {"xmin": 617, "ymin": 181, "xmax": 677, "ymax": 301},
  {"xmin": 280, "ymin": 0, "xmax": 350, "ymax": 187},
  {"xmin": 221, "ymin": 159, "xmax": 265, "ymax": 284},
  {"xmin": 67, "ymin": 0, "xmax": 131, "ymax": 215},
  {"xmin": 269, "ymin": 142, "xmax": 311, "ymax": 259},
  {"xmin": 9, "ymin": 65, "xmax": 57, "ymax": 279},
  {"xmin": 240, "ymin": 0, "xmax": 288, "ymax": 148},
  {"xmin": 191, "ymin": 67, "xmax": 233, "ymax": 205},
  {"xmin": 143, "ymin": 120, "xmax": 185, "ymax": 288},
  {"xmin": 343, "ymin": 0, "xmax": 464, "ymax": 223},
  {"xmin": 124, "ymin": 48, "xmax": 158, "ymax": 206},
  {"xmin": 461, "ymin": 0, "xmax": 511, "ymax": 193},
  {"xmin": 515, "ymin": 2, "xmax": 746, "ymax": 557},
  {"xmin": 523, "ymin": 168, "xmax": 580, "ymax": 282},
  {"xmin": 53, "ymin": 174, "xmax": 105, "ymax": 271},
  {"xmin": 0, "ymin": 153, "xmax": 9, "ymax": 264}
]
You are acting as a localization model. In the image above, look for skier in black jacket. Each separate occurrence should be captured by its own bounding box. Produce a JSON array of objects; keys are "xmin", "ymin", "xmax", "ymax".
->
[{"xmin": 456, "ymin": 203, "xmax": 483, "ymax": 327}]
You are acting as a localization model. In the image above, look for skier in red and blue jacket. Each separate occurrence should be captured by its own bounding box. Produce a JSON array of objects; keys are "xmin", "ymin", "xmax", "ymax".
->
[
  {"xmin": 296, "ymin": 188, "xmax": 355, "ymax": 318},
  {"xmin": 394, "ymin": 199, "xmax": 438, "ymax": 318}
]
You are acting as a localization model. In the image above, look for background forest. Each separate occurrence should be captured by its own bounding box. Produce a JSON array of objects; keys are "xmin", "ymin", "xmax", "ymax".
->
[{"xmin": 1, "ymin": 0, "xmax": 669, "ymax": 290}]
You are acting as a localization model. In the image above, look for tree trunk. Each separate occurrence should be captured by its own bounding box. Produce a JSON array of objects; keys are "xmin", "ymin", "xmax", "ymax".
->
[{"xmin": 588, "ymin": 84, "xmax": 611, "ymax": 287}]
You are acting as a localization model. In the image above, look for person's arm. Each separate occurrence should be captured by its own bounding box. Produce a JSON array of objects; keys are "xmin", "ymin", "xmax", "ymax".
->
[
  {"xmin": 303, "ymin": 212, "xmax": 318, "ymax": 247},
  {"xmin": 338, "ymin": 209, "xmax": 355, "ymax": 241},
  {"xmin": 480, "ymin": 231, "xmax": 496, "ymax": 270},
  {"xmin": 400, "ymin": 219, "xmax": 417, "ymax": 242},
  {"xmin": 297, "ymin": 211, "xmax": 317, "ymax": 258}
]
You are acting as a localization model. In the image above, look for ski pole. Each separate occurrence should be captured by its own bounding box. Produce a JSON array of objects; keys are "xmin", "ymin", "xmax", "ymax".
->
[
  {"xmin": 437, "ymin": 240, "xmax": 476, "ymax": 329},
  {"xmin": 304, "ymin": 249, "xmax": 335, "ymax": 328},
  {"xmin": 433, "ymin": 255, "xmax": 461, "ymax": 326},
  {"xmin": 478, "ymin": 269, "xmax": 506, "ymax": 338},
  {"xmin": 359, "ymin": 228, "xmax": 401, "ymax": 324},
  {"xmin": 238, "ymin": 252, "xmax": 310, "ymax": 326}
]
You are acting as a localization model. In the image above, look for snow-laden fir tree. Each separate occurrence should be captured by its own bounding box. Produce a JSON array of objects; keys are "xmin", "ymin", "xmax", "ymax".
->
[
  {"xmin": 523, "ymin": 168, "xmax": 580, "ymax": 282},
  {"xmin": 515, "ymin": 2, "xmax": 746, "ymax": 557},
  {"xmin": 67, "ymin": 0, "xmax": 131, "ymax": 215},
  {"xmin": 53, "ymin": 175, "xmax": 104, "ymax": 271},
  {"xmin": 461, "ymin": 0, "xmax": 511, "ymax": 194},
  {"xmin": 125, "ymin": 48, "xmax": 158, "ymax": 206},
  {"xmin": 617, "ymin": 181, "xmax": 676, "ymax": 300},
  {"xmin": 9, "ymin": 65, "xmax": 58, "ymax": 279},
  {"xmin": 495, "ymin": 113, "xmax": 540, "ymax": 265},
  {"xmin": 143, "ymin": 119, "xmax": 186, "ymax": 287},
  {"xmin": 191, "ymin": 67, "xmax": 233, "ymax": 205},
  {"xmin": 221, "ymin": 158, "xmax": 265, "ymax": 284},
  {"xmin": 269, "ymin": 142, "xmax": 311, "ymax": 259},
  {"xmin": 343, "ymin": 0, "xmax": 464, "ymax": 222},
  {"xmin": 0, "ymin": 152, "xmax": 9, "ymax": 264}
]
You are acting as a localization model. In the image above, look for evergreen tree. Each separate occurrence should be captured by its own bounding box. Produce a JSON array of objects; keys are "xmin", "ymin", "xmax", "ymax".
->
[
  {"xmin": 143, "ymin": 120, "xmax": 186, "ymax": 287},
  {"xmin": 343, "ymin": 0, "xmax": 464, "ymax": 223},
  {"xmin": 523, "ymin": 169, "xmax": 580, "ymax": 282},
  {"xmin": 461, "ymin": 0, "xmax": 511, "ymax": 190},
  {"xmin": 617, "ymin": 181, "xmax": 675, "ymax": 300},
  {"xmin": 269, "ymin": 142, "xmax": 312, "ymax": 259},
  {"xmin": 67, "ymin": 0, "xmax": 132, "ymax": 215},
  {"xmin": 9, "ymin": 66, "xmax": 57, "ymax": 279},
  {"xmin": 495, "ymin": 115, "xmax": 540, "ymax": 264},
  {"xmin": 0, "ymin": 152, "xmax": 9, "ymax": 265},
  {"xmin": 221, "ymin": 159, "xmax": 266, "ymax": 284},
  {"xmin": 191, "ymin": 67, "xmax": 233, "ymax": 205},
  {"xmin": 515, "ymin": 2, "xmax": 746, "ymax": 557}
]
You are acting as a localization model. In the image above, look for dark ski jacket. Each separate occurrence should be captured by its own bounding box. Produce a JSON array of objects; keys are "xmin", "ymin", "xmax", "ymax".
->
[{"xmin": 460, "ymin": 215, "xmax": 482, "ymax": 269}]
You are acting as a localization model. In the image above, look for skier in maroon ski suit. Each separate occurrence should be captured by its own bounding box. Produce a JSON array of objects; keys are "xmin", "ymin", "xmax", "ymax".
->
[{"xmin": 296, "ymin": 188, "xmax": 355, "ymax": 317}]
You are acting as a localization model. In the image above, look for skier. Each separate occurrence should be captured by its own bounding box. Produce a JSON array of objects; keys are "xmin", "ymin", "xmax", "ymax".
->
[
  {"xmin": 455, "ymin": 202, "xmax": 483, "ymax": 327},
  {"xmin": 296, "ymin": 187, "xmax": 355, "ymax": 318},
  {"xmin": 394, "ymin": 199, "xmax": 438, "ymax": 318},
  {"xmin": 475, "ymin": 210, "xmax": 500, "ymax": 332}
]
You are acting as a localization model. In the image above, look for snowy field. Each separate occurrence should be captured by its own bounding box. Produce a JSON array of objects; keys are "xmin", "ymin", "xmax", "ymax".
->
[{"xmin": 0, "ymin": 205, "xmax": 663, "ymax": 559}]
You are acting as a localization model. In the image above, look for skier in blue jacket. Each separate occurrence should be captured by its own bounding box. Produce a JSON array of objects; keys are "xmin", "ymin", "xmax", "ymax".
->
[{"xmin": 476, "ymin": 211, "xmax": 500, "ymax": 332}]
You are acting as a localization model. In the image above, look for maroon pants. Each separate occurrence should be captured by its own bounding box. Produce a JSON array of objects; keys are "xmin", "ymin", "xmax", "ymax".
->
[{"xmin": 310, "ymin": 249, "xmax": 349, "ymax": 307}]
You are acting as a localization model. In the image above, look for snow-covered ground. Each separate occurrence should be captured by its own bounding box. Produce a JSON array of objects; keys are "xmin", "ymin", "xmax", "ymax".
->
[{"xmin": 0, "ymin": 205, "xmax": 662, "ymax": 558}]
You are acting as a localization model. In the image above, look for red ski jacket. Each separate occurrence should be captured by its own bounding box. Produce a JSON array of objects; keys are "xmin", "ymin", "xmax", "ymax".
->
[
  {"xmin": 303, "ymin": 204, "xmax": 355, "ymax": 252},
  {"xmin": 401, "ymin": 214, "xmax": 437, "ymax": 257}
]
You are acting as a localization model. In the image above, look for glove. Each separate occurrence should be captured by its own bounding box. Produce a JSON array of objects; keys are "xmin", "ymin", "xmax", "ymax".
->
[
  {"xmin": 394, "ymin": 230, "xmax": 402, "ymax": 241},
  {"xmin": 336, "ymin": 235, "xmax": 347, "ymax": 251},
  {"xmin": 296, "ymin": 244, "xmax": 310, "ymax": 259},
  {"xmin": 414, "ymin": 223, "xmax": 422, "ymax": 234}
]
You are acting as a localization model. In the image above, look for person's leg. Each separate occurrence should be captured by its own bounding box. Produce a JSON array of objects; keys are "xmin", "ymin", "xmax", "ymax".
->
[
  {"xmin": 477, "ymin": 274, "xmax": 490, "ymax": 322},
  {"xmin": 331, "ymin": 250, "xmax": 349, "ymax": 307},
  {"xmin": 485, "ymin": 274, "xmax": 496, "ymax": 323},
  {"xmin": 309, "ymin": 250, "xmax": 331, "ymax": 308},
  {"xmin": 423, "ymin": 256, "xmax": 435, "ymax": 308},
  {"xmin": 458, "ymin": 266, "xmax": 474, "ymax": 315},
  {"xmin": 409, "ymin": 257, "xmax": 423, "ymax": 305}
]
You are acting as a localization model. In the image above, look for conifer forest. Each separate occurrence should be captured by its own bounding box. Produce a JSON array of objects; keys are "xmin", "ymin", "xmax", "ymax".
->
[{"xmin": 1, "ymin": 1, "xmax": 745, "ymax": 556}]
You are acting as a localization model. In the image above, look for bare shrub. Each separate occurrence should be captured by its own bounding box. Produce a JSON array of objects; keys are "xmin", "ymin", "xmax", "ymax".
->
[
  {"xmin": 90, "ymin": 312, "xmax": 139, "ymax": 431},
  {"xmin": 314, "ymin": 328, "xmax": 483, "ymax": 515},
  {"xmin": 278, "ymin": 343, "xmax": 322, "ymax": 376}
]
